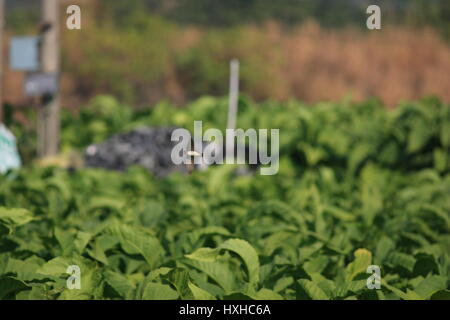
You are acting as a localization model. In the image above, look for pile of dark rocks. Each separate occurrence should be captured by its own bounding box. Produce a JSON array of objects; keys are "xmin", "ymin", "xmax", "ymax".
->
[{"xmin": 84, "ymin": 127, "xmax": 188, "ymax": 178}]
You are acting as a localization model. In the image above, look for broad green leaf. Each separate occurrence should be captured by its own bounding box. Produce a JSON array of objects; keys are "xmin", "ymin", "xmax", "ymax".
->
[
  {"xmin": 15, "ymin": 286, "xmax": 48, "ymax": 300},
  {"xmin": 188, "ymin": 282, "xmax": 216, "ymax": 300},
  {"xmin": 298, "ymin": 279, "xmax": 329, "ymax": 300},
  {"xmin": 87, "ymin": 240, "xmax": 109, "ymax": 265},
  {"xmin": 385, "ymin": 252, "xmax": 416, "ymax": 273},
  {"xmin": 166, "ymin": 269, "xmax": 193, "ymax": 299},
  {"xmin": 382, "ymin": 281, "xmax": 424, "ymax": 300},
  {"xmin": 346, "ymin": 249, "xmax": 372, "ymax": 281},
  {"xmin": 414, "ymin": 275, "xmax": 448, "ymax": 299},
  {"xmin": 55, "ymin": 228, "xmax": 92, "ymax": 255},
  {"xmin": 324, "ymin": 206, "xmax": 356, "ymax": 222},
  {"xmin": 0, "ymin": 277, "xmax": 29, "ymax": 299},
  {"xmin": 185, "ymin": 248, "xmax": 219, "ymax": 262},
  {"xmin": 0, "ymin": 208, "xmax": 34, "ymax": 235},
  {"xmin": 407, "ymin": 119, "xmax": 432, "ymax": 153},
  {"xmin": 251, "ymin": 288, "xmax": 283, "ymax": 300},
  {"xmin": 219, "ymin": 239, "xmax": 260, "ymax": 290},
  {"xmin": 304, "ymin": 256, "xmax": 329, "ymax": 276},
  {"xmin": 182, "ymin": 259, "xmax": 236, "ymax": 293},
  {"xmin": 222, "ymin": 292, "xmax": 253, "ymax": 300},
  {"xmin": 440, "ymin": 121, "xmax": 450, "ymax": 148},
  {"xmin": 37, "ymin": 257, "xmax": 71, "ymax": 277},
  {"xmin": 147, "ymin": 267, "xmax": 173, "ymax": 281},
  {"xmin": 348, "ymin": 144, "xmax": 372, "ymax": 174},
  {"xmin": 374, "ymin": 237, "xmax": 395, "ymax": 264},
  {"xmin": 273, "ymin": 277, "xmax": 294, "ymax": 292},
  {"xmin": 0, "ymin": 254, "xmax": 9, "ymax": 274},
  {"xmin": 335, "ymin": 280, "xmax": 366, "ymax": 297},
  {"xmin": 434, "ymin": 149, "xmax": 448, "ymax": 172},
  {"xmin": 107, "ymin": 223, "xmax": 164, "ymax": 269},
  {"xmin": 431, "ymin": 290, "xmax": 450, "ymax": 300},
  {"xmin": 58, "ymin": 264, "xmax": 103, "ymax": 300},
  {"xmin": 187, "ymin": 226, "xmax": 231, "ymax": 244},
  {"xmin": 309, "ymin": 273, "xmax": 336, "ymax": 297},
  {"xmin": 37, "ymin": 256, "xmax": 103, "ymax": 300},
  {"xmin": 185, "ymin": 239, "xmax": 260, "ymax": 293},
  {"xmin": 142, "ymin": 283, "xmax": 179, "ymax": 300},
  {"xmin": 421, "ymin": 205, "xmax": 450, "ymax": 231},
  {"xmin": 104, "ymin": 270, "xmax": 135, "ymax": 299},
  {"xmin": 5, "ymin": 258, "xmax": 47, "ymax": 282}
]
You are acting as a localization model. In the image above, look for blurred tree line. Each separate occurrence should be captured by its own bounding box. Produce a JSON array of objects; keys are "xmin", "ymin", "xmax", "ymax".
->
[
  {"xmin": 4, "ymin": 0, "xmax": 450, "ymax": 108},
  {"xmin": 109, "ymin": 0, "xmax": 450, "ymax": 37},
  {"xmin": 6, "ymin": 0, "xmax": 450, "ymax": 37}
]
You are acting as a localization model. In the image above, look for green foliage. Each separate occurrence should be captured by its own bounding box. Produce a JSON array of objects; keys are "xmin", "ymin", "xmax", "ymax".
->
[
  {"xmin": 0, "ymin": 208, "xmax": 34, "ymax": 236},
  {"xmin": 62, "ymin": 13, "xmax": 176, "ymax": 104},
  {"xmin": 0, "ymin": 96, "xmax": 449, "ymax": 300},
  {"xmin": 56, "ymin": 0, "xmax": 450, "ymax": 107},
  {"xmin": 139, "ymin": 0, "xmax": 450, "ymax": 34},
  {"xmin": 5, "ymin": 5, "xmax": 40, "ymax": 35}
]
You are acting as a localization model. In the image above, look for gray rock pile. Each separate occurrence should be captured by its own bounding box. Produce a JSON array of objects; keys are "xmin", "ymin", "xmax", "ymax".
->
[{"xmin": 84, "ymin": 127, "xmax": 187, "ymax": 177}]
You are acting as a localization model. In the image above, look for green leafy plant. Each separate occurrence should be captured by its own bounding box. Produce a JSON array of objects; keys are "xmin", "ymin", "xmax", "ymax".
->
[{"xmin": 0, "ymin": 96, "xmax": 449, "ymax": 300}]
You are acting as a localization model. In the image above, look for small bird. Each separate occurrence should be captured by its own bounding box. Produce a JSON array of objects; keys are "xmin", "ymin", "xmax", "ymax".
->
[
  {"xmin": 185, "ymin": 141, "xmax": 259, "ymax": 175},
  {"xmin": 186, "ymin": 150, "xmax": 202, "ymax": 174}
]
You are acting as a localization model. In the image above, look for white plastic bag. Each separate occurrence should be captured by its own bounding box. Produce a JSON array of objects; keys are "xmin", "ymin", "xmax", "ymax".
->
[{"xmin": 0, "ymin": 124, "xmax": 22, "ymax": 174}]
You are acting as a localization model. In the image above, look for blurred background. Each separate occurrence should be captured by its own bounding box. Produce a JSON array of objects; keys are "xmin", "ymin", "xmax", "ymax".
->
[
  {"xmin": 1, "ymin": 0, "xmax": 450, "ymax": 164},
  {"xmin": 1, "ymin": 1, "xmax": 450, "ymax": 301},
  {"xmin": 3, "ymin": 0, "xmax": 450, "ymax": 109}
]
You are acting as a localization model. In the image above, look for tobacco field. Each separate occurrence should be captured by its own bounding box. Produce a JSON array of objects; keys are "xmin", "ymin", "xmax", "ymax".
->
[{"xmin": 0, "ymin": 96, "xmax": 449, "ymax": 300}]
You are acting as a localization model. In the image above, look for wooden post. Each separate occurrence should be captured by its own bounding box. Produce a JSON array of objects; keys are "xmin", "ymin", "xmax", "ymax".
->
[
  {"xmin": 227, "ymin": 59, "xmax": 240, "ymax": 131},
  {"xmin": 38, "ymin": 0, "xmax": 60, "ymax": 157},
  {"xmin": 0, "ymin": 0, "xmax": 4, "ymax": 123}
]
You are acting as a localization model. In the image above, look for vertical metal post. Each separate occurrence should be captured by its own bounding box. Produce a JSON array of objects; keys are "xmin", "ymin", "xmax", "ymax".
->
[
  {"xmin": 39, "ymin": 0, "xmax": 60, "ymax": 157},
  {"xmin": 227, "ymin": 59, "xmax": 240, "ymax": 131}
]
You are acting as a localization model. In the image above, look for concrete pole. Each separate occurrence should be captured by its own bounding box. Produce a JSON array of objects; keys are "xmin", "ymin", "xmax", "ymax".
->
[
  {"xmin": 38, "ymin": 0, "xmax": 60, "ymax": 157},
  {"xmin": 227, "ymin": 59, "xmax": 240, "ymax": 131}
]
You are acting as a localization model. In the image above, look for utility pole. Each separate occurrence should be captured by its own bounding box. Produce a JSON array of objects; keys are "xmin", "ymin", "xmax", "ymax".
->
[
  {"xmin": 38, "ymin": 0, "xmax": 60, "ymax": 157},
  {"xmin": 0, "ymin": 0, "xmax": 4, "ymax": 123}
]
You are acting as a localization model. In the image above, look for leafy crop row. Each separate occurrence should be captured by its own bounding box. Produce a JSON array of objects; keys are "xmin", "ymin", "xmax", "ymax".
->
[{"xmin": 0, "ymin": 96, "xmax": 449, "ymax": 299}]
